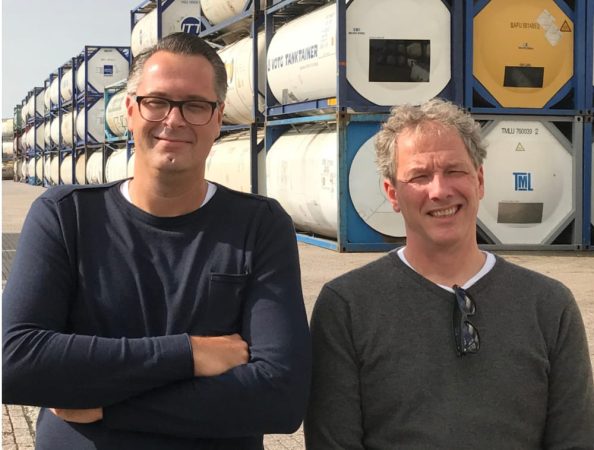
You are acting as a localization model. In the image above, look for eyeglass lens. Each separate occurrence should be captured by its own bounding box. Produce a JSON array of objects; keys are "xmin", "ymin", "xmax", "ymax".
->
[{"xmin": 139, "ymin": 97, "xmax": 215, "ymax": 125}]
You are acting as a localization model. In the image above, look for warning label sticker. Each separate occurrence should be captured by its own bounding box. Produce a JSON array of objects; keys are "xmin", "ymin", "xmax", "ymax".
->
[
  {"xmin": 560, "ymin": 21, "xmax": 572, "ymax": 32},
  {"xmin": 515, "ymin": 143, "xmax": 526, "ymax": 152}
]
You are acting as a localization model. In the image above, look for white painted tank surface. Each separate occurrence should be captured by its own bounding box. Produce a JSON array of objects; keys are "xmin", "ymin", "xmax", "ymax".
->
[
  {"xmin": 14, "ymin": 135, "xmax": 24, "ymax": 153},
  {"xmin": 86, "ymin": 150, "xmax": 104, "ymax": 184},
  {"xmin": 60, "ymin": 155, "xmax": 76, "ymax": 184},
  {"xmin": 44, "ymin": 119, "xmax": 52, "ymax": 146},
  {"xmin": 348, "ymin": 134, "xmax": 406, "ymax": 236},
  {"xmin": 76, "ymin": 98, "xmax": 105, "ymax": 143},
  {"xmin": 266, "ymin": 0, "xmax": 451, "ymax": 106},
  {"xmin": 34, "ymin": 89, "xmax": 45, "ymax": 118},
  {"xmin": 50, "ymin": 117, "xmax": 60, "ymax": 146},
  {"xmin": 205, "ymin": 131, "xmax": 266, "ymax": 194},
  {"xmin": 76, "ymin": 153, "xmax": 86, "ymax": 183},
  {"xmin": 25, "ymin": 96, "xmax": 34, "ymax": 120},
  {"xmin": 200, "ymin": 0, "xmax": 261, "ymax": 25},
  {"xmin": 2, "ymin": 118, "xmax": 14, "ymax": 139},
  {"xmin": 131, "ymin": 0, "xmax": 201, "ymax": 56},
  {"xmin": 49, "ymin": 77, "xmax": 60, "ymax": 106},
  {"xmin": 43, "ymin": 156, "xmax": 51, "ymax": 183},
  {"xmin": 2, "ymin": 142, "xmax": 14, "ymax": 159},
  {"xmin": 21, "ymin": 159, "xmax": 28, "ymax": 179},
  {"xmin": 61, "ymin": 111, "xmax": 75, "ymax": 147},
  {"xmin": 44, "ymin": 85, "xmax": 52, "ymax": 111},
  {"xmin": 34, "ymin": 123, "xmax": 45, "ymax": 151},
  {"xmin": 478, "ymin": 120, "xmax": 573, "ymax": 245},
  {"xmin": 76, "ymin": 48, "xmax": 130, "ymax": 94},
  {"xmin": 105, "ymin": 90, "xmax": 128, "ymax": 137},
  {"xmin": 267, "ymin": 125, "xmax": 338, "ymax": 237},
  {"xmin": 60, "ymin": 69, "xmax": 74, "ymax": 102},
  {"xmin": 105, "ymin": 148, "xmax": 130, "ymax": 182},
  {"xmin": 27, "ymin": 158, "xmax": 36, "ymax": 180},
  {"xmin": 20, "ymin": 103, "xmax": 28, "ymax": 125},
  {"xmin": 218, "ymin": 33, "xmax": 266, "ymax": 124},
  {"xmin": 24, "ymin": 127, "xmax": 33, "ymax": 150}
]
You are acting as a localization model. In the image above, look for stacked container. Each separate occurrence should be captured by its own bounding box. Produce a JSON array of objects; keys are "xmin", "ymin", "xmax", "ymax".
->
[{"xmin": 466, "ymin": 0, "xmax": 587, "ymax": 249}]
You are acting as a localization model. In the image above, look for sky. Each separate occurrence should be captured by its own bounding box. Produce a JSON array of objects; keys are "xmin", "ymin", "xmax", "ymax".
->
[{"xmin": 2, "ymin": 0, "xmax": 143, "ymax": 118}]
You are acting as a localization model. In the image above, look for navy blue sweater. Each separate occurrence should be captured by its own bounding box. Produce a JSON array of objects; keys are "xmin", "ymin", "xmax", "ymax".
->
[{"xmin": 3, "ymin": 181, "xmax": 311, "ymax": 449}]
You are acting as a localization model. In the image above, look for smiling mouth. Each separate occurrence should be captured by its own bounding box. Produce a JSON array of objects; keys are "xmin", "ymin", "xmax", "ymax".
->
[
  {"xmin": 154, "ymin": 136, "xmax": 191, "ymax": 144},
  {"xmin": 429, "ymin": 206, "xmax": 459, "ymax": 218}
]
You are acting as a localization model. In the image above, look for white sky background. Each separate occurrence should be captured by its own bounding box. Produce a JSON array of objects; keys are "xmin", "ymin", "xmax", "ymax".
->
[{"xmin": 1, "ymin": 0, "xmax": 143, "ymax": 118}]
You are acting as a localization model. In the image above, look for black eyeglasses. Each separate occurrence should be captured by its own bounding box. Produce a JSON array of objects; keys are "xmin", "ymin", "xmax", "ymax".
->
[
  {"xmin": 134, "ymin": 95, "xmax": 219, "ymax": 126},
  {"xmin": 452, "ymin": 285, "xmax": 480, "ymax": 356}
]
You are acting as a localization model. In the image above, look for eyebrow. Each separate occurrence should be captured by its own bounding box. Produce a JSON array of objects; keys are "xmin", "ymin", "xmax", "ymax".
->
[{"xmin": 142, "ymin": 92, "xmax": 213, "ymax": 101}]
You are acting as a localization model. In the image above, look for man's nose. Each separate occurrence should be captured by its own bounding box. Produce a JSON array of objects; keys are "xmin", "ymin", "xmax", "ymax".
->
[
  {"xmin": 163, "ymin": 104, "xmax": 186, "ymax": 126},
  {"xmin": 427, "ymin": 173, "xmax": 452, "ymax": 199}
]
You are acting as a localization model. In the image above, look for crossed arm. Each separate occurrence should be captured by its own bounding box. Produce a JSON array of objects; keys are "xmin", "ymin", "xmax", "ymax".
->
[{"xmin": 3, "ymin": 197, "xmax": 311, "ymax": 438}]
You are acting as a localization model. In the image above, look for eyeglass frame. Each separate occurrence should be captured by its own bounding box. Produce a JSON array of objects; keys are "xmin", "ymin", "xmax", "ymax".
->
[
  {"xmin": 452, "ymin": 284, "xmax": 480, "ymax": 356},
  {"xmin": 133, "ymin": 95, "xmax": 220, "ymax": 126}
]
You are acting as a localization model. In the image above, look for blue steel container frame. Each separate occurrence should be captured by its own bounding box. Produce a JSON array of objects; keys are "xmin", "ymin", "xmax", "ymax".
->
[
  {"xmin": 586, "ymin": 0, "xmax": 593, "ymax": 113},
  {"xmin": 584, "ymin": 118, "xmax": 593, "ymax": 248},
  {"xmin": 465, "ymin": 0, "xmax": 588, "ymax": 116},
  {"xmin": 75, "ymin": 46, "xmax": 131, "ymax": 103},
  {"xmin": 266, "ymin": 112, "xmax": 401, "ymax": 252},
  {"xmin": 472, "ymin": 114, "xmax": 584, "ymax": 250},
  {"xmin": 265, "ymin": 0, "xmax": 464, "ymax": 118}
]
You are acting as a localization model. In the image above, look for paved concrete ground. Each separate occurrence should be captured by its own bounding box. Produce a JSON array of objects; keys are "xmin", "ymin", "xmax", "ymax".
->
[{"xmin": 2, "ymin": 180, "xmax": 594, "ymax": 449}]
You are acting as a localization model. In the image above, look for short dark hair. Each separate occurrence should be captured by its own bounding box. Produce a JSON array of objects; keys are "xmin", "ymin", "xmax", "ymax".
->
[{"xmin": 127, "ymin": 32, "xmax": 228, "ymax": 101}]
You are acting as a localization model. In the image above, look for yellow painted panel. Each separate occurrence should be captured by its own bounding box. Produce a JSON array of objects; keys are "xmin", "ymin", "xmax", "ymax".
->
[{"xmin": 474, "ymin": 0, "xmax": 573, "ymax": 108}]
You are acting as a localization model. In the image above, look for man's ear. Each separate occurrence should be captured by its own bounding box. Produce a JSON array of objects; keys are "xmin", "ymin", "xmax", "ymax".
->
[
  {"xmin": 125, "ymin": 95, "xmax": 134, "ymax": 132},
  {"xmin": 383, "ymin": 178, "xmax": 401, "ymax": 213}
]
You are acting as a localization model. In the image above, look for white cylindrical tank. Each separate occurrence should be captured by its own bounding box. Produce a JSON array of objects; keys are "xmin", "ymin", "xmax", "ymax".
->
[
  {"xmin": 24, "ymin": 127, "xmax": 33, "ymax": 150},
  {"xmin": 44, "ymin": 119, "xmax": 52, "ymax": 146},
  {"xmin": 266, "ymin": 0, "xmax": 451, "ymax": 106},
  {"xmin": 61, "ymin": 111, "xmax": 75, "ymax": 147},
  {"xmin": 25, "ymin": 96, "xmax": 34, "ymax": 120},
  {"xmin": 267, "ymin": 126, "xmax": 338, "ymax": 237},
  {"xmin": 27, "ymin": 158, "xmax": 36, "ymax": 180},
  {"xmin": 218, "ymin": 33, "xmax": 266, "ymax": 124},
  {"xmin": 60, "ymin": 69, "xmax": 74, "ymax": 102},
  {"xmin": 44, "ymin": 85, "xmax": 52, "ymax": 111},
  {"xmin": 76, "ymin": 48, "xmax": 130, "ymax": 94},
  {"xmin": 50, "ymin": 77, "xmax": 60, "ymax": 106},
  {"xmin": 34, "ymin": 89, "xmax": 45, "ymax": 118},
  {"xmin": 267, "ymin": 125, "xmax": 406, "ymax": 238},
  {"xmin": 76, "ymin": 152, "xmax": 86, "ymax": 184},
  {"xmin": 206, "ymin": 131, "xmax": 266, "ymax": 194},
  {"xmin": 50, "ymin": 155, "xmax": 60, "ymax": 184},
  {"xmin": 2, "ymin": 118, "xmax": 14, "ymax": 139},
  {"xmin": 3, "ymin": 141, "xmax": 14, "ymax": 159},
  {"xmin": 86, "ymin": 150, "xmax": 104, "ymax": 184},
  {"xmin": 105, "ymin": 148, "xmax": 129, "ymax": 182},
  {"xmin": 105, "ymin": 90, "xmax": 128, "ymax": 137},
  {"xmin": 478, "ymin": 120, "xmax": 574, "ymax": 245},
  {"xmin": 200, "ymin": 0, "xmax": 259, "ymax": 25},
  {"xmin": 76, "ymin": 98, "xmax": 105, "ymax": 143},
  {"xmin": 131, "ymin": 0, "xmax": 201, "ymax": 56},
  {"xmin": 60, "ymin": 155, "xmax": 75, "ymax": 184},
  {"xmin": 50, "ymin": 117, "xmax": 60, "ymax": 146}
]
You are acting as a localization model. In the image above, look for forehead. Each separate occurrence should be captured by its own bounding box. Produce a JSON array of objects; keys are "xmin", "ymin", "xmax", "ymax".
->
[
  {"xmin": 137, "ymin": 51, "xmax": 216, "ymax": 95},
  {"xmin": 397, "ymin": 124, "xmax": 469, "ymax": 160}
]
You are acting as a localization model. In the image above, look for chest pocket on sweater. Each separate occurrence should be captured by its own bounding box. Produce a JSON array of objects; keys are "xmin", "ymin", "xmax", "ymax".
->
[{"xmin": 205, "ymin": 272, "xmax": 249, "ymax": 335}]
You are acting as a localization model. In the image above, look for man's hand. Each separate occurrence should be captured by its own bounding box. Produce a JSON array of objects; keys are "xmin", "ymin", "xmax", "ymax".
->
[
  {"xmin": 49, "ymin": 407, "xmax": 103, "ymax": 423},
  {"xmin": 190, "ymin": 334, "xmax": 249, "ymax": 376}
]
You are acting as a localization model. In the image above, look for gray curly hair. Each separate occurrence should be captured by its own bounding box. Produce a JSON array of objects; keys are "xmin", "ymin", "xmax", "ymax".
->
[{"xmin": 375, "ymin": 98, "xmax": 486, "ymax": 183}]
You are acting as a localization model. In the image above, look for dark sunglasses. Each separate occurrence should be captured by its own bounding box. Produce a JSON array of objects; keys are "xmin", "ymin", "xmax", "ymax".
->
[{"xmin": 452, "ymin": 285, "xmax": 480, "ymax": 356}]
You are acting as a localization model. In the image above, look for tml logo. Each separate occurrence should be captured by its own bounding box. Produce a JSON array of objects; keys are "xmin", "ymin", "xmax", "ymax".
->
[{"xmin": 513, "ymin": 172, "xmax": 533, "ymax": 191}]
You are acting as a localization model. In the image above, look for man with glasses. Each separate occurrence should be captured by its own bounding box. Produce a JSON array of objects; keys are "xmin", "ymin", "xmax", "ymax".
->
[
  {"xmin": 3, "ymin": 33, "xmax": 311, "ymax": 449},
  {"xmin": 305, "ymin": 98, "xmax": 594, "ymax": 448}
]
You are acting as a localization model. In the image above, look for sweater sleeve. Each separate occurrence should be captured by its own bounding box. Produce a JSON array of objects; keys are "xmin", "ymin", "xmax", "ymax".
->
[
  {"xmin": 542, "ymin": 293, "xmax": 594, "ymax": 448},
  {"xmin": 2, "ymin": 197, "xmax": 194, "ymax": 408},
  {"xmin": 304, "ymin": 284, "xmax": 365, "ymax": 450},
  {"xmin": 101, "ymin": 201, "xmax": 312, "ymax": 438}
]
